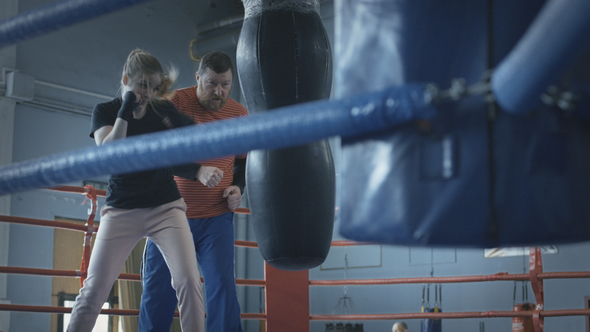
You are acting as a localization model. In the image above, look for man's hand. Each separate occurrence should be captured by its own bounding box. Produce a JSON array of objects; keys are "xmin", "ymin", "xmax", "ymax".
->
[
  {"xmin": 196, "ymin": 166, "xmax": 224, "ymax": 188},
  {"xmin": 223, "ymin": 185, "xmax": 242, "ymax": 211},
  {"xmin": 162, "ymin": 112, "xmax": 194, "ymax": 129}
]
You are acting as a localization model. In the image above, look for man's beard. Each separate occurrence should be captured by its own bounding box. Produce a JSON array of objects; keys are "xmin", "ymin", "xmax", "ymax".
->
[{"xmin": 203, "ymin": 96, "xmax": 227, "ymax": 111}]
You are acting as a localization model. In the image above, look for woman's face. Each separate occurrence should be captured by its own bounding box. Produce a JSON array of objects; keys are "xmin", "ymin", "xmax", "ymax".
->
[{"xmin": 124, "ymin": 73, "xmax": 162, "ymax": 109}]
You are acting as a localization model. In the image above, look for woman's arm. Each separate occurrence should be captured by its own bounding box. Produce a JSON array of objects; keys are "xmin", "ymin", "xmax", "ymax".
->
[
  {"xmin": 93, "ymin": 120, "xmax": 128, "ymax": 146},
  {"xmin": 93, "ymin": 91, "xmax": 138, "ymax": 146}
]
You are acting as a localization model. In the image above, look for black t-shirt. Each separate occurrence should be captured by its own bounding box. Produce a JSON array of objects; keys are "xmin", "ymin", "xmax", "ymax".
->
[{"xmin": 90, "ymin": 98, "xmax": 198, "ymax": 209}]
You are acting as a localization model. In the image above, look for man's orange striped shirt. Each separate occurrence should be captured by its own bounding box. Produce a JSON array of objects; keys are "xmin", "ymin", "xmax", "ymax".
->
[{"xmin": 168, "ymin": 86, "xmax": 248, "ymax": 218}]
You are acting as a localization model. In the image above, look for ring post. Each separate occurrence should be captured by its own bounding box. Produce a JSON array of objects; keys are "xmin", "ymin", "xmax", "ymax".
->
[
  {"xmin": 529, "ymin": 247, "xmax": 545, "ymax": 332},
  {"xmin": 264, "ymin": 262, "xmax": 309, "ymax": 332},
  {"xmin": 79, "ymin": 185, "xmax": 97, "ymax": 287}
]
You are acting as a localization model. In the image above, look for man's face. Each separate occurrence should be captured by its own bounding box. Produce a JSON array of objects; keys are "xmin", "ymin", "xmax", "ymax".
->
[{"xmin": 196, "ymin": 67, "xmax": 233, "ymax": 111}]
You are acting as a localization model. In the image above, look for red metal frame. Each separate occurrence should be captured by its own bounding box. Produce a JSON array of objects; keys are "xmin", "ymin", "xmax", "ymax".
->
[
  {"xmin": 0, "ymin": 186, "xmax": 589, "ymax": 332},
  {"xmin": 585, "ymin": 295, "xmax": 590, "ymax": 332},
  {"xmin": 264, "ymin": 263, "xmax": 309, "ymax": 332},
  {"xmin": 79, "ymin": 185, "xmax": 97, "ymax": 287},
  {"xmin": 529, "ymin": 247, "xmax": 545, "ymax": 332}
]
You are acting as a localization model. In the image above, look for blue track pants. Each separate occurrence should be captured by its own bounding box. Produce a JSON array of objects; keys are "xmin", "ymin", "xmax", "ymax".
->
[{"xmin": 139, "ymin": 212, "xmax": 243, "ymax": 332}]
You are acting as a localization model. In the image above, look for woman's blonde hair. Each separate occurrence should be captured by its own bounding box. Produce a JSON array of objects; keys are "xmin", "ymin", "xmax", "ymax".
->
[{"xmin": 120, "ymin": 48, "xmax": 178, "ymax": 98}]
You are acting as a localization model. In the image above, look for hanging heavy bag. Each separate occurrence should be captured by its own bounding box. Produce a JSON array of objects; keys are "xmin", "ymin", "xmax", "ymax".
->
[
  {"xmin": 237, "ymin": 0, "xmax": 335, "ymax": 271},
  {"xmin": 421, "ymin": 307, "xmax": 442, "ymax": 332}
]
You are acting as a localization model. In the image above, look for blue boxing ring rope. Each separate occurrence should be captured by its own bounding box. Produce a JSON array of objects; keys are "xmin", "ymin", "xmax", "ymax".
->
[
  {"xmin": 0, "ymin": 84, "xmax": 436, "ymax": 195},
  {"xmin": 0, "ymin": 0, "xmax": 152, "ymax": 49},
  {"xmin": 490, "ymin": 0, "xmax": 590, "ymax": 114}
]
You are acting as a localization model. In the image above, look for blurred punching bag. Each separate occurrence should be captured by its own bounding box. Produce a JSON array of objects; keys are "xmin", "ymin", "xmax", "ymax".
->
[{"xmin": 237, "ymin": 0, "xmax": 335, "ymax": 271}]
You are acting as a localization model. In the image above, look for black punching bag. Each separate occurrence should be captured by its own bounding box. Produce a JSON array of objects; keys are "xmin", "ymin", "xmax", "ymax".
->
[{"xmin": 237, "ymin": 0, "xmax": 335, "ymax": 271}]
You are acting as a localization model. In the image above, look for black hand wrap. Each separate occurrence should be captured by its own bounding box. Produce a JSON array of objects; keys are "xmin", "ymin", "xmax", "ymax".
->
[
  {"xmin": 117, "ymin": 91, "xmax": 138, "ymax": 121},
  {"xmin": 232, "ymin": 157, "xmax": 246, "ymax": 195}
]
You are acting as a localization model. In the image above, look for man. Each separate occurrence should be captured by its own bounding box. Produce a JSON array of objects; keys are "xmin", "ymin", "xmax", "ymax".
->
[
  {"xmin": 392, "ymin": 321, "xmax": 408, "ymax": 332},
  {"xmin": 138, "ymin": 51, "xmax": 248, "ymax": 332}
]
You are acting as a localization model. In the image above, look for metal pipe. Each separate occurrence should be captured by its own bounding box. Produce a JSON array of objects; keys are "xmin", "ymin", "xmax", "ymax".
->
[
  {"xmin": 491, "ymin": 0, "xmax": 590, "ymax": 113},
  {"xmin": 0, "ymin": 215, "xmax": 92, "ymax": 232},
  {"xmin": 0, "ymin": 265, "xmax": 265, "ymax": 286},
  {"xmin": 310, "ymin": 309, "xmax": 590, "ymax": 321},
  {"xmin": 35, "ymin": 80, "xmax": 112, "ymax": 100},
  {"xmin": 48, "ymin": 185, "xmax": 106, "ymax": 196},
  {"xmin": 196, "ymin": 15, "xmax": 244, "ymax": 36},
  {"xmin": 0, "ymin": 303, "xmax": 267, "ymax": 319},
  {"xmin": 309, "ymin": 270, "xmax": 590, "ymax": 286}
]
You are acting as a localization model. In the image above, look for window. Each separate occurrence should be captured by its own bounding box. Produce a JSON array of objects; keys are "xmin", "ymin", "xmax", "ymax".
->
[{"xmin": 58, "ymin": 290, "xmax": 119, "ymax": 332}]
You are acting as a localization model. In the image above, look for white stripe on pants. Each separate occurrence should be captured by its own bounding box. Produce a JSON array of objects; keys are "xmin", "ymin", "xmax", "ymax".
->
[{"xmin": 67, "ymin": 198, "xmax": 204, "ymax": 332}]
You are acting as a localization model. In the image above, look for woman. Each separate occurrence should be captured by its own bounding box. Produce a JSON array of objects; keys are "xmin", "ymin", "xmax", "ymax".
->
[{"xmin": 67, "ymin": 49, "xmax": 204, "ymax": 332}]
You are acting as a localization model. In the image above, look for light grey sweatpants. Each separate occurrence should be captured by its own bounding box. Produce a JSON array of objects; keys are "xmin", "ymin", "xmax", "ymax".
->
[{"xmin": 67, "ymin": 198, "xmax": 204, "ymax": 332}]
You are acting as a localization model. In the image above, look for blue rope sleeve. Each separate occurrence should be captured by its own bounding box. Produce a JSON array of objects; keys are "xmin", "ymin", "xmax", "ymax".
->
[
  {"xmin": 0, "ymin": 83, "xmax": 436, "ymax": 195},
  {"xmin": 491, "ymin": 0, "xmax": 590, "ymax": 114},
  {"xmin": 0, "ymin": 0, "xmax": 151, "ymax": 49}
]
